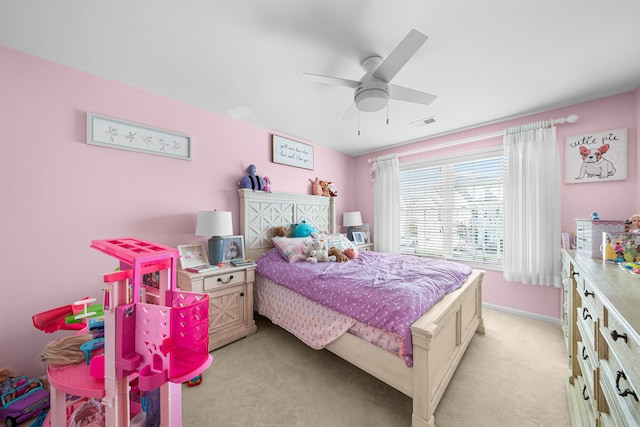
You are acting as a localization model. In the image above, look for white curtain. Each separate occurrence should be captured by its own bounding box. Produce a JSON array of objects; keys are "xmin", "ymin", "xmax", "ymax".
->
[
  {"xmin": 503, "ymin": 125, "xmax": 561, "ymax": 287},
  {"xmin": 371, "ymin": 154, "xmax": 400, "ymax": 253}
]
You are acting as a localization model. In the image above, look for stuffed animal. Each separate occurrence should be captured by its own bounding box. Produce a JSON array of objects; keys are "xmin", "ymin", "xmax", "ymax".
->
[
  {"xmin": 320, "ymin": 180, "xmax": 338, "ymax": 197},
  {"xmin": 238, "ymin": 165, "xmax": 266, "ymax": 191},
  {"xmin": 306, "ymin": 239, "xmax": 336, "ymax": 263},
  {"xmin": 309, "ymin": 177, "xmax": 322, "ymax": 196},
  {"xmin": 273, "ymin": 226, "xmax": 287, "ymax": 237},
  {"xmin": 293, "ymin": 221, "xmax": 317, "ymax": 237},
  {"xmin": 344, "ymin": 246, "xmax": 359, "ymax": 259},
  {"xmin": 263, "ymin": 176, "xmax": 272, "ymax": 193},
  {"xmin": 329, "ymin": 246, "xmax": 347, "ymax": 262}
]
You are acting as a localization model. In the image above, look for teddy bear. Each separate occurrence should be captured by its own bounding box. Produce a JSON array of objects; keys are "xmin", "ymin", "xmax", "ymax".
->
[
  {"xmin": 273, "ymin": 226, "xmax": 287, "ymax": 237},
  {"xmin": 320, "ymin": 180, "xmax": 338, "ymax": 197},
  {"xmin": 343, "ymin": 246, "xmax": 359, "ymax": 259},
  {"xmin": 329, "ymin": 246, "xmax": 347, "ymax": 262},
  {"xmin": 305, "ymin": 239, "xmax": 336, "ymax": 263}
]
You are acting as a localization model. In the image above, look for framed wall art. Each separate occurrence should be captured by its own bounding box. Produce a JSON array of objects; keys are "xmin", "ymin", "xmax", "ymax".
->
[
  {"xmin": 87, "ymin": 113, "xmax": 192, "ymax": 160},
  {"xmin": 565, "ymin": 128, "xmax": 627, "ymax": 184},
  {"xmin": 272, "ymin": 134, "xmax": 314, "ymax": 170}
]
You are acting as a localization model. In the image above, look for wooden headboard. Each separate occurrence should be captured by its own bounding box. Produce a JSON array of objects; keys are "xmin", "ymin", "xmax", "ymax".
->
[{"xmin": 238, "ymin": 188, "xmax": 336, "ymax": 260}]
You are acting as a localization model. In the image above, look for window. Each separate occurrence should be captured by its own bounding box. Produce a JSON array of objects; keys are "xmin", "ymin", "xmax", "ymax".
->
[{"xmin": 399, "ymin": 147, "xmax": 504, "ymax": 267}]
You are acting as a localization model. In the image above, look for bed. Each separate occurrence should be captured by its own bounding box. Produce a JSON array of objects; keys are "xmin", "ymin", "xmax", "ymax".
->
[{"xmin": 238, "ymin": 188, "xmax": 485, "ymax": 427}]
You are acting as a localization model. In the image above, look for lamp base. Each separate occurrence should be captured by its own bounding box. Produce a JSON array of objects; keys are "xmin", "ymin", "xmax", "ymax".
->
[{"xmin": 208, "ymin": 236, "xmax": 224, "ymax": 265}]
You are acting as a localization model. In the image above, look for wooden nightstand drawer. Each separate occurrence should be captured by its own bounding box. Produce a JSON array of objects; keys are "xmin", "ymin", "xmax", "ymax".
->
[
  {"xmin": 204, "ymin": 271, "xmax": 245, "ymax": 291},
  {"xmin": 177, "ymin": 264, "xmax": 257, "ymax": 351}
]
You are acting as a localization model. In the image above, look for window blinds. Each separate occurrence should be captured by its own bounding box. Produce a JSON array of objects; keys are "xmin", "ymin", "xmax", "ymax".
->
[{"xmin": 399, "ymin": 149, "xmax": 504, "ymax": 266}]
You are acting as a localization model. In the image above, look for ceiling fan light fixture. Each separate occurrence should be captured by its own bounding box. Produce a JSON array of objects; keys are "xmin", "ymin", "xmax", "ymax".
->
[{"xmin": 355, "ymin": 88, "xmax": 389, "ymax": 112}]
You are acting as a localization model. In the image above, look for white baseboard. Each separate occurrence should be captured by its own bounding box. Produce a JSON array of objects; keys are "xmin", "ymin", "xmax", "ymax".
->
[{"xmin": 482, "ymin": 303, "xmax": 561, "ymax": 326}]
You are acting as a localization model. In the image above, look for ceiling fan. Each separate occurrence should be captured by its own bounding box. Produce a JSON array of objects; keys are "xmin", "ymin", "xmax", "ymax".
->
[{"xmin": 303, "ymin": 29, "xmax": 437, "ymax": 121}]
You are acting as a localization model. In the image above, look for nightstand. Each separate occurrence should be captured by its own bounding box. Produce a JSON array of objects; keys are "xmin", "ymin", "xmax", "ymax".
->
[
  {"xmin": 177, "ymin": 264, "xmax": 257, "ymax": 351},
  {"xmin": 357, "ymin": 242, "xmax": 373, "ymax": 251}
]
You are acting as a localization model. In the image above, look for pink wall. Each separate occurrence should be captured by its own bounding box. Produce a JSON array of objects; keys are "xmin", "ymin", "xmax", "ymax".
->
[
  {"xmin": 1, "ymin": 46, "xmax": 637, "ymax": 377},
  {"xmin": 354, "ymin": 90, "xmax": 639, "ymax": 321},
  {"xmin": 0, "ymin": 47, "xmax": 356, "ymax": 377}
]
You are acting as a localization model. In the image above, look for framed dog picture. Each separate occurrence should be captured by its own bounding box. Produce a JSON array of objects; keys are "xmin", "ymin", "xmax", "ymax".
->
[{"xmin": 565, "ymin": 128, "xmax": 627, "ymax": 184}]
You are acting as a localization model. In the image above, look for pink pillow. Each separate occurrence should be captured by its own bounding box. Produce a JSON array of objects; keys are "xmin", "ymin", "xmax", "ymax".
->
[{"xmin": 272, "ymin": 236, "xmax": 312, "ymax": 263}]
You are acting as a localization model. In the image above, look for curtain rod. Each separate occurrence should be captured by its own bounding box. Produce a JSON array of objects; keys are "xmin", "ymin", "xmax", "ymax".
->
[{"xmin": 367, "ymin": 114, "xmax": 579, "ymax": 164}]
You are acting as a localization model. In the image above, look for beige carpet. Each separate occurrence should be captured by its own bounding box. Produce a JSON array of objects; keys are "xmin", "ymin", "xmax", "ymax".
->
[{"xmin": 182, "ymin": 309, "xmax": 570, "ymax": 427}]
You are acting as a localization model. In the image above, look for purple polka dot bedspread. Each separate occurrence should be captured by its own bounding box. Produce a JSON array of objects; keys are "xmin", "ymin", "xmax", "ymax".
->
[{"xmin": 256, "ymin": 248, "xmax": 472, "ymax": 367}]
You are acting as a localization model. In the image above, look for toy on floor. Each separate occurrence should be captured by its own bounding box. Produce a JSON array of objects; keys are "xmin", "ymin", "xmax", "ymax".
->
[
  {"xmin": 185, "ymin": 374, "xmax": 203, "ymax": 387},
  {"xmin": 0, "ymin": 374, "xmax": 50, "ymax": 427},
  {"xmin": 33, "ymin": 238, "xmax": 213, "ymax": 427}
]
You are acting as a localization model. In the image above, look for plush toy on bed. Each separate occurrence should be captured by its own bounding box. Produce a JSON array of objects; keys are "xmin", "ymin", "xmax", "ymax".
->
[
  {"xmin": 343, "ymin": 246, "xmax": 359, "ymax": 259},
  {"xmin": 293, "ymin": 221, "xmax": 317, "ymax": 237},
  {"xmin": 305, "ymin": 239, "xmax": 336, "ymax": 263},
  {"xmin": 273, "ymin": 226, "xmax": 287, "ymax": 237},
  {"xmin": 328, "ymin": 246, "xmax": 348, "ymax": 262},
  {"xmin": 238, "ymin": 164, "xmax": 266, "ymax": 191}
]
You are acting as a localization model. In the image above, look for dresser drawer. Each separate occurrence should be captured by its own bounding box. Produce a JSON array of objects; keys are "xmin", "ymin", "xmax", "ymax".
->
[
  {"xmin": 599, "ymin": 358, "xmax": 640, "ymax": 425},
  {"xmin": 577, "ymin": 340, "xmax": 597, "ymax": 397},
  {"xmin": 577, "ymin": 306, "xmax": 597, "ymax": 350},
  {"xmin": 204, "ymin": 270, "xmax": 245, "ymax": 291},
  {"xmin": 603, "ymin": 316, "xmax": 640, "ymax": 381}
]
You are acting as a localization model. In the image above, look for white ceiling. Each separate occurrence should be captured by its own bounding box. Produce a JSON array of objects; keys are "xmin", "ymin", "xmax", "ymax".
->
[{"xmin": 1, "ymin": 1, "xmax": 639, "ymax": 156}]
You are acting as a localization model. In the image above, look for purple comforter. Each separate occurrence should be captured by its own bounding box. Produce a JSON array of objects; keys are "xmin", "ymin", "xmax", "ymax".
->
[{"xmin": 257, "ymin": 249, "xmax": 472, "ymax": 366}]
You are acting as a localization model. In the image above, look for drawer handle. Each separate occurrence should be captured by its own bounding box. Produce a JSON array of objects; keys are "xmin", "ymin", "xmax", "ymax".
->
[
  {"xmin": 572, "ymin": 271, "xmax": 580, "ymax": 277},
  {"xmin": 610, "ymin": 329, "xmax": 628, "ymax": 344},
  {"xmin": 582, "ymin": 308, "xmax": 592, "ymax": 321},
  {"xmin": 583, "ymin": 289, "xmax": 594, "ymax": 298},
  {"xmin": 581, "ymin": 346, "xmax": 588, "ymax": 360},
  {"xmin": 240, "ymin": 292, "xmax": 245, "ymax": 297},
  {"xmin": 582, "ymin": 385, "xmax": 589, "ymax": 401},
  {"xmin": 217, "ymin": 275, "xmax": 234, "ymax": 284},
  {"xmin": 615, "ymin": 371, "xmax": 639, "ymax": 402}
]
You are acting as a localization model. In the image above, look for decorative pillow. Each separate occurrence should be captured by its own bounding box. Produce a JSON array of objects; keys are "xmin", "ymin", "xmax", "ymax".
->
[
  {"xmin": 272, "ymin": 236, "xmax": 312, "ymax": 263},
  {"xmin": 320, "ymin": 233, "xmax": 356, "ymax": 252}
]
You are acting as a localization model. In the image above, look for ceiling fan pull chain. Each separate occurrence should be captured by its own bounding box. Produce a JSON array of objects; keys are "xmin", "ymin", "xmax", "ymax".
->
[
  {"xmin": 386, "ymin": 103, "xmax": 389, "ymax": 125},
  {"xmin": 358, "ymin": 110, "xmax": 361, "ymax": 136}
]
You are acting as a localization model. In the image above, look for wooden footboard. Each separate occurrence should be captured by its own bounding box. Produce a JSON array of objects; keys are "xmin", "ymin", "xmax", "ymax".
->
[{"xmin": 326, "ymin": 269, "xmax": 484, "ymax": 427}]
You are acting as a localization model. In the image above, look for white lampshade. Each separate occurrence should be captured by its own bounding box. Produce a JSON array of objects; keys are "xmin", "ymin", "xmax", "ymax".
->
[
  {"xmin": 343, "ymin": 211, "xmax": 363, "ymax": 227},
  {"xmin": 195, "ymin": 210, "xmax": 233, "ymax": 236}
]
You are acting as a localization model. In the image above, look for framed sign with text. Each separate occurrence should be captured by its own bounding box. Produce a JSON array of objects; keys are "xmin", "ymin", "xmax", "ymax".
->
[{"xmin": 271, "ymin": 134, "xmax": 314, "ymax": 170}]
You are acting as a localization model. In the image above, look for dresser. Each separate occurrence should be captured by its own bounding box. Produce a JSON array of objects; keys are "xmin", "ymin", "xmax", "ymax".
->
[
  {"xmin": 562, "ymin": 250, "xmax": 640, "ymax": 426},
  {"xmin": 177, "ymin": 264, "xmax": 257, "ymax": 351}
]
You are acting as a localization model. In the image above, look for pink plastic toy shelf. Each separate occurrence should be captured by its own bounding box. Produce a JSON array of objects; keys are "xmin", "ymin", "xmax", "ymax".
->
[{"xmin": 34, "ymin": 238, "xmax": 213, "ymax": 426}]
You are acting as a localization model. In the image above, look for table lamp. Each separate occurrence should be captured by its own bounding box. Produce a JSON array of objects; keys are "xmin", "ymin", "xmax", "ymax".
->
[
  {"xmin": 196, "ymin": 210, "xmax": 233, "ymax": 265},
  {"xmin": 343, "ymin": 211, "xmax": 363, "ymax": 241}
]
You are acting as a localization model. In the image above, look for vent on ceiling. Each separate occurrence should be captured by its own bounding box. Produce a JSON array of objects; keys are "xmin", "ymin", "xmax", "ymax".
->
[{"xmin": 410, "ymin": 116, "xmax": 436, "ymax": 127}]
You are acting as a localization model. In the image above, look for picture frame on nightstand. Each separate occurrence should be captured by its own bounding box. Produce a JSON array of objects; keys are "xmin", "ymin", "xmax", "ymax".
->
[
  {"xmin": 352, "ymin": 232, "xmax": 365, "ymax": 245},
  {"xmin": 221, "ymin": 235, "xmax": 245, "ymax": 262}
]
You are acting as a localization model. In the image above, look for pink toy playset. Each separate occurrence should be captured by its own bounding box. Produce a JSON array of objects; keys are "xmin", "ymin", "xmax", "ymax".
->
[{"xmin": 32, "ymin": 238, "xmax": 213, "ymax": 426}]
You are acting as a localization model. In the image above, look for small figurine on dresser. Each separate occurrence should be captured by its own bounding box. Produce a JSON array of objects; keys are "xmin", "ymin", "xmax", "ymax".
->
[{"xmin": 627, "ymin": 213, "xmax": 640, "ymax": 233}]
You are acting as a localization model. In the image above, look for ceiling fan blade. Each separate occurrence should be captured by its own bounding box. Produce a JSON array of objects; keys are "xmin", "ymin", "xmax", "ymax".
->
[
  {"xmin": 302, "ymin": 73, "xmax": 359, "ymax": 89},
  {"xmin": 389, "ymin": 84, "xmax": 437, "ymax": 105},
  {"xmin": 342, "ymin": 103, "xmax": 357, "ymax": 120},
  {"xmin": 372, "ymin": 29, "xmax": 428, "ymax": 83}
]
